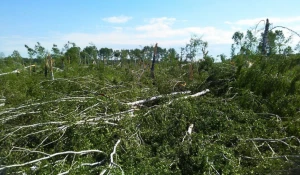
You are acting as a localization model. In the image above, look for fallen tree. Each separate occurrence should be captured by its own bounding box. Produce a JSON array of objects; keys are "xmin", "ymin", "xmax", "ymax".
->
[
  {"xmin": 0, "ymin": 65, "xmax": 35, "ymax": 76},
  {"xmin": 0, "ymin": 88, "xmax": 211, "ymax": 174}
]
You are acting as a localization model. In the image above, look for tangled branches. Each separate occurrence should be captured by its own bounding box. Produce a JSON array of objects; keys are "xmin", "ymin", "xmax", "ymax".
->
[{"xmin": 0, "ymin": 75, "xmax": 210, "ymax": 174}]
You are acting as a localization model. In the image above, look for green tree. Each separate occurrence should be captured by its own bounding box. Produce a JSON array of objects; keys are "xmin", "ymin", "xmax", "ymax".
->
[
  {"xmin": 65, "ymin": 46, "xmax": 81, "ymax": 64},
  {"xmin": 184, "ymin": 35, "xmax": 208, "ymax": 61},
  {"xmin": 25, "ymin": 44, "xmax": 36, "ymax": 59},
  {"xmin": 82, "ymin": 45, "xmax": 97, "ymax": 64},
  {"xmin": 120, "ymin": 49, "xmax": 129, "ymax": 60},
  {"xmin": 243, "ymin": 30, "xmax": 258, "ymax": 55},
  {"xmin": 34, "ymin": 42, "xmax": 46, "ymax": 59},
  {"xmin": 141, "ymin": 46, "xmax": 152, "ymax": 61},
  {"xmin": 257, "ymin": 30, "xmax": 292, "ymax": 55},
  {"xmin": 156, "ymin": 46, "xmax": 167, "ymax": 61},
  {"xmin": 166, "ymin": 48, "xmax": 178, "ymax": 62},
  {"xmin": 131, "ymin": 48, "xmax": 142, "ymax": 64},
  {"xmin": 284, "ymin": 46, "xmax": 293, "ymax": 55},
  {"xmin": 120, "ymin": 49, "xmax": 129, "ymax": 66},
  {"xmin": 98, "ymin": 47, "xmax": 113, "ymax": 64},
  {"xmin": 232, "ymin": 31, "xmax": 244, "ymax": 55},
  {"xmin": 128, "ymin": 49, "xmax": 137, "ymax": 65},
  {"xmin": 10, "ymin": 50, "xmax": 22, "ymax": 61},
  {"xmin": 51, "ymin": 44, "xmax": 61, "ymax": 59},
  {"xmin": 113, "ymin": 50, "xmax": 121, "ymax": 63},
  {"xmin": 218, "ymin": 53, "xmax": 227, "ymax": 62}
]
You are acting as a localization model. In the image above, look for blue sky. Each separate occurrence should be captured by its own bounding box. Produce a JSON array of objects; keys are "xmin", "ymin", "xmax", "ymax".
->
[{"xmin": 1, "ymin": 0, "xmax": 300, "ymax": 59}]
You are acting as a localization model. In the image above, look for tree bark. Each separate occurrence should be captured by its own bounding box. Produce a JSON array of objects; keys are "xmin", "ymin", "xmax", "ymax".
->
[
  {"xmin": 262, "ymin": 18, "xmax": 270, "ymax": 55},
  {"xmin": 150, "ymin": 43, "xmax": 158, "ymax": 80}
]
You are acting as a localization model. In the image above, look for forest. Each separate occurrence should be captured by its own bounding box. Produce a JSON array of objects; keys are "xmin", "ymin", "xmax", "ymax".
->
[{"xmin": 0, "ymin": 19, "xmax": 300, "ymax": 174}]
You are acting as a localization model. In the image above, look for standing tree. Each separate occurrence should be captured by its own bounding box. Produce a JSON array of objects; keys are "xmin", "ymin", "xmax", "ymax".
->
[
  {"xmin": 24, "ymin": 44, "xmax": 37, "ymax": 75},
  {"xmin": 98, "ymin": 47, "xmax": 113, "ymax": 65},
  {"xmin": 156, "ymin": 46, "xmax": 167, "ymax": 61},
  {"xmin": 34, "ymin": 42, "xmax": 46, "ymax": 59},
  {"xmin": 142, "ymin": 46, "xmax": 152, "ymax": 61},
  {"xmin": 166, "ymin": 48, "xmax": 178, "ymax": 62},
  {"xmin": 266, "ymin": 30, "xmax": 292, "ymax": 55},
  {"xmin": 262, "ymin": 18, "xmax": 270, "ymax": 55},
  {"xmin": 51, "ymin": 44, "xmax": 64, "ymax": 69},
  {"xmin": 231, "ymin": 30, "xmax": 258, "ymax": 56},
  {"xmin": 82, "ymin": 45, "xmax": 97, "ymax": 65},
  {"xmin": 232, "ymin": 31, "xmax": 244, "ymax": 55},
  {"xmin": 120, "ymin": 49, "xmax": 129, "ymax": 67},
  {"xmin": 10, "ymin": 50, "xmax": 22, "ymax": 63},
  {"xmin": 113, "ymin": 50, "xmax": 121, "ymax": 65},
  {"xmin": 132, "ymin": 48, "xmax": 142, "ymax": 67},
  {"xmin": 243, "ymin": 30, "xmax": 258, "ymax": 55},
  {"xmin": 44, "ymin": 53, "xmax": 54, "ymax": 80},
  {"xmin": 51, "ymin": 44, "xmax": 61, "ymax": 59},
  {"xmin": 65, "ymin": 46, "xmax": 81, "ymax": 64},
  {"xmin": 128, "ymin": 49, "xmax": 136, "ymax": 65},
  {"xmin": 150, "ymin": 43, "xmax": 158, "ymax": 80},
  {"xmin": 183, "ymin": 36, "xmax": 209, "ymax": 80},
  {"xmin": 25, "ymin": 45, "xmax": 36, "ymax": 59},
  {"xmin": 185, "ymin": 35, "xmax": 206, "ymax": 61}
]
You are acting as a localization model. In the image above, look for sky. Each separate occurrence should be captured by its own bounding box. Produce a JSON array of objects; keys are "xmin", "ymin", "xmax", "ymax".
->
[{"xmin": 1, "ymin": 0, "xmax": 300, "ymax": 60}]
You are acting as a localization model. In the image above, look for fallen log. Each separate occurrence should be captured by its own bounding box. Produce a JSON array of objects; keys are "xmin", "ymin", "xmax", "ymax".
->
[{"xmin": 126, "ymin": 89, "xmax": 210, "ymax": 107}]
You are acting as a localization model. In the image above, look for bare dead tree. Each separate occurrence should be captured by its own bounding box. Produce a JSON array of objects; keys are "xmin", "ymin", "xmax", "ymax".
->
[
  {"xmin": 262, "ymin": 18, "xmax": 270, "ymax": 55},
  {"xmin": 44, "ymin": 54, "xmax": 54, "ymax": 80},
  {"xmin": 150, "ymin": 43, "xmax": 158, "ymax": 81}
]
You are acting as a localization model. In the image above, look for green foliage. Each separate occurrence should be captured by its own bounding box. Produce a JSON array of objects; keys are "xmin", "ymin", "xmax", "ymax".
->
[{"xmin": 1, "ymin": 34, "xmax": 300, "ymax": 174}]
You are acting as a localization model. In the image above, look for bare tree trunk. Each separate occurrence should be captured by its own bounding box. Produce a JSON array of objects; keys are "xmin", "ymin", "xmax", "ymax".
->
[
  {"xmin": 44, "ymin": 58, "xmax": 48, "ymax": 78},
  {"xmin": 150, "ymin": 43, "xmax": 158, "ymax": 80},
  {"xmin": 45, "ymin": 54, "xmax": 54, "ymax": 80},
  {"xmin": 262, "ymin": 18, "xmax": 270, "ymax": 55},
  {"xmin": 50, "ymin": 56, "xmax": 54, "ymax": 80}
]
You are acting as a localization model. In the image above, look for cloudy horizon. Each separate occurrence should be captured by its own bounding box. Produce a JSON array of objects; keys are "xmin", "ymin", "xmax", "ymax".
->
[{"xmin": 1, "ymin": 0, "xmax": 300, "ymax": 60}]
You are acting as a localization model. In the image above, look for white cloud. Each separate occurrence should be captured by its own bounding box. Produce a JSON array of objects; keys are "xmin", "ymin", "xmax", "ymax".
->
[
  {"xmin": 225, "ymin": 18, "xmax": 266, "ymax": 26},
  {"xmin": 50, "ymin": 17, "xmax": 234, "ymax": 58},
  {"xmin": 135, "ymin": 17, "xmax": 233, "ymax": 44},
  {"xmin": 5, "ymin": 16, "xmax": 279, "ymax": 58},
  {"xmin": 102, "ymin": 15, "xmax": 132, "ymax": 23},
  {"xmin": 3, "ymin": 16, "xmax": 300, "ymax": 59},
  {"xmin": 113, "ymin": 27, "xmax": 123, "ymax": 31},
  {"xmin": 225, "ymin": 16, "xmax": 300, "ymax": 26},
  {"xmin": 136, "ymin": 17, "xmax": 175, "ymax": 32}
]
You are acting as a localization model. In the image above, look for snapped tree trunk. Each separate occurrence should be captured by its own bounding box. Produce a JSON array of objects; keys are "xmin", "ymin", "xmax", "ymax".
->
[
  {"xmin": 150, "ymin": 43, "xmax": 158, "ymax": 80},
  {"xmin": 44, "ymin": 58, "xmax": 48, "ymax": 78},
  {"xmin": 262, "ymin": 18, "xmax": 270, "ymax": 55},
  {"xmin": 45, "ymin": 54, "xmax": 54, "ymax": 80}
]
